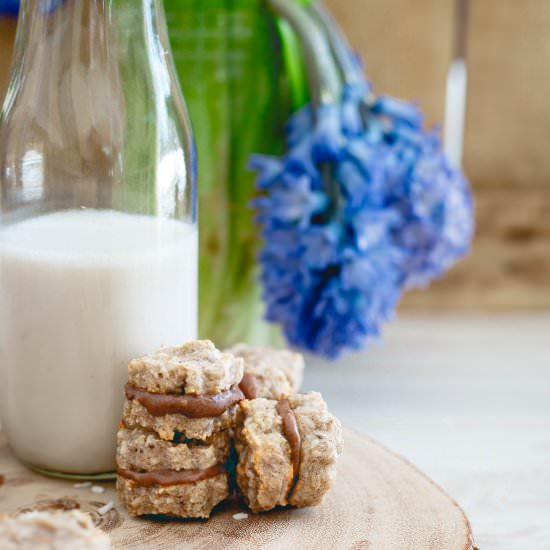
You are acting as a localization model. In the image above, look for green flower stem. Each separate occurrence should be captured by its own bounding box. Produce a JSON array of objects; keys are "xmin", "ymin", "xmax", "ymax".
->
[
  {"xmin": 267, "ymin": 0, "xmax": 341, "ymax": 107},
  {"xmin": 307, "ymin": 1, "xmax": 361, "ymax": 86},
  {"xmin": 308, "ymin": 2, "xmax": 373, "ymax": 125},
  {"xmin": 277, "ymin": 19, "xmax": 310, "ymax": 110},
  {"xmin": 269, "ymin": 1, "xmax": 345, "ymax": 233}
]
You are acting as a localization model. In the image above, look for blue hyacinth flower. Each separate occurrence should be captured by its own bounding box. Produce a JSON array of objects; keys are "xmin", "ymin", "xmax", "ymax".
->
[{"xmin": 250, "ymin": 1, "xmax": 474, "ymax": 358}]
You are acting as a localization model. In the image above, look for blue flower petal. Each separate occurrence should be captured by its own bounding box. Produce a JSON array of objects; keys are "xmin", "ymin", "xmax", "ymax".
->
[
  {"xmin": 312, "ymin": 103, "xmax": 344, "ymax": 161},
  {"xmin": 247, "ymin": 44, "xmax": 474, "ymax": 358},
  {"xmin": 286, "ymin": 105, "xmax": 314, "ymax": 148},
  {"xmin": 371, "ymin": 96, "xmax": 424, "ymax": 129}
]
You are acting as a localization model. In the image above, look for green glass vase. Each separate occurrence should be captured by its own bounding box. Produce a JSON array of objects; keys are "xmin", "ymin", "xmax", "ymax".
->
[{"xmin": 165, "ymin": 0, "xmax": 292, "ymax": 348}]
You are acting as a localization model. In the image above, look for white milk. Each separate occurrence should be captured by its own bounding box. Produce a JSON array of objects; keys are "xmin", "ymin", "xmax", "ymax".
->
[{"xmin": 0, "ymin": 209, "xmax": 197, "ymax": 474}]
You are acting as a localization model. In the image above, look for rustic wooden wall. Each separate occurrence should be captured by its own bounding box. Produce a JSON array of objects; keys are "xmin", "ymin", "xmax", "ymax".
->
[
  {"xmin": 325, "ymin": 0, "xmax": 550, "ymax": 310},
  {"xmin": 447, "ymin": 0, "xmax": 550, "ymax": 310},
  {"xmin": 406, "ymin": 0, "xmax": 550, "ymax": 310},
  {"xmin": 1, "ymin": 2, "xmax": 549, "ymax": 310},
  {"xmin": 464, "ymin": 0, "xmax": 550, "ymax": 189}
]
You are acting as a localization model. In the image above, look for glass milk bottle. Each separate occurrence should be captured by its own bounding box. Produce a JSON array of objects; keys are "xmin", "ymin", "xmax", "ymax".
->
[{"xmin": 0, "ymin": 0, "xmax": 197, "ymax": 477}]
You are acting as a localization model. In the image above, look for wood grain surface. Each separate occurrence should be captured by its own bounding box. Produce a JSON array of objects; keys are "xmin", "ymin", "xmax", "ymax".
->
[{"xmin": 0, "ymin": 428, "xmax": 473, "ymax": 549}]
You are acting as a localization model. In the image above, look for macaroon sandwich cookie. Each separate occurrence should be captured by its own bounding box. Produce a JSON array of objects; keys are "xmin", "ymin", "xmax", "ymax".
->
[
  {"xmin": 116, "ymin": 426, "xmax": 230, "ymax": 518},
  {"xmin": 117, "ymin": 340, "xmax": 243, "ymax": 518},
  {"xmin": 117, "ymin": 426, "xmax": 230, "ymax": 473},
  {"xmin": 227, "ymin": 343, "xmax": 305, "ymax": 400},
  {"xmin": 233, "ymin": 392, "xmax": 343, "ymax": 513},
  {"xmin": 123, "ymin": 340, "xmax": 244, "ymax": 441},
  {"xmin": 117, "ymin": 470, "xmax": 228, "ymax": 519},
  {"xmin": 0, "ymin": 511, "xmax": 111, "ymax": 550}
]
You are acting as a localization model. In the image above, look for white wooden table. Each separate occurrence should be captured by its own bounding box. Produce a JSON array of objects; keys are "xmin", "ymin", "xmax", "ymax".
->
[{"xmin": 304, "ymin": 314, "xmax": 550, "ymax": 550}]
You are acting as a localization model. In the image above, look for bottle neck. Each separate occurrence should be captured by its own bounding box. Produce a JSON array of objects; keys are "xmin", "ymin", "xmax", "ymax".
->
[
  {"xmin": 12, "ymin": 0, "xmax": 169, "ymax": 67},
  {"xmin": 2, "ymin": 0, "xmax": 182, "ymax": 199},
  {"xmin": 5, "ymin": 0, "xmax": 176, "ymax": 121}
]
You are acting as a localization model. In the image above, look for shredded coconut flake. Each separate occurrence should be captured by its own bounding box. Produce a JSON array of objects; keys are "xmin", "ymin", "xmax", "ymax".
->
[
  {"xmin": 232, "ymin": 512, "xmax": 249, "ymax": 520},
  {"xmin": 91, "ymin": 485, "xmax": 105, "ymax": 494},
  {"xmin": 97, "ymin": 502, "xmax": 113, "ymax": 516},
  {"xmin": 73, "ymin": 482, "xmax": 92, "ymax": 488}
]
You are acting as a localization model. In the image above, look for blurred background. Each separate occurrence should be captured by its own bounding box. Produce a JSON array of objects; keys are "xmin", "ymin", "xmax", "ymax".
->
[
  {"xmin": 325, "ymin": 0, "xmax": 550, "ymax": 313},
  {"xmin": 1, "ymin": 2, "xmax": 549, "ymax": 548},
  {"xmin": 2, "ymin": 0, "xmax": 549, "ymax": 313}
]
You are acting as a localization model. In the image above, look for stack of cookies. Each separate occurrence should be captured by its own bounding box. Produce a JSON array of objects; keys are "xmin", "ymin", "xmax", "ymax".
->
[
  {"xmin": 117, "ymin": 340, "xmax": 244, "ymax": 518},
  {"xmin": 117, "ymin": 340, "xmax": 343, "ymax": 519}
]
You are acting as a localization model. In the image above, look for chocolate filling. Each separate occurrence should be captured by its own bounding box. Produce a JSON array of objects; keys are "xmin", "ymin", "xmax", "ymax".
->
[
  {"xmin": 276, "ymin": 398, "xmax": 301, "ymax": 498},
  {"xmin": 125, "ymin": 383, "xmax": 244, "ymax": 418},
  {"xmin": 239, "ymin": 372, "xmax": 259, "ymax": 400},
  {"xmin": 117, "ymin": 463, "xmax": 226, "ymax": 487}
]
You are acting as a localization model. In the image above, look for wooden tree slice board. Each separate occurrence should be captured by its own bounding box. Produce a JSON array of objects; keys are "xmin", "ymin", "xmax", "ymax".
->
[{"xmin": 0, "ymin": 428, "xmax": 474, "ymax": 549}]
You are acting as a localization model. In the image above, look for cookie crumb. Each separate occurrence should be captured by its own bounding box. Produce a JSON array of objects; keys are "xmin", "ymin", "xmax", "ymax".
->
[
  {"xmin": 73, "ymin": 482, "xmax": 92, "ymax": 489},
  {"xmin": 91, "ymin": 486, "xmax": 105, "ymax": 494},
  {"xmin": 232, "ymin": 512, "xmax": 248, "ymax": 520},
  {"xmin": 0, "ymin": 510, "xmax": 110, "ymax": 548},
  {"xmin": 97, "ymin": 502, "xmax": 113, "ymax": 516}
]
